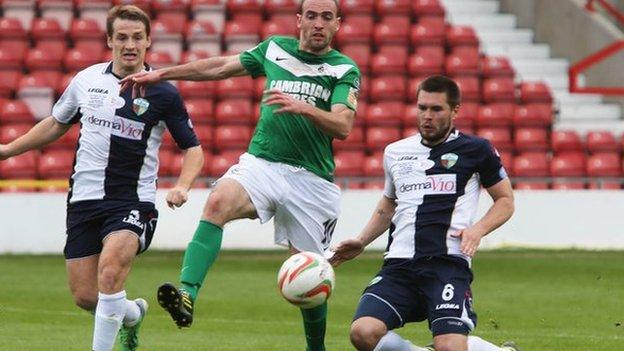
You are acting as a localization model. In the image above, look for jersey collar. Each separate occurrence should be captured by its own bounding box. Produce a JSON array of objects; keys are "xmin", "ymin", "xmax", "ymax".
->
[
  {"xmin": 103, "ymin": 62, "xmax": 152, "ymax": 79},
  {"xmin": 418, "ymin": 128, "xmax": 460, "ymax": 148}
]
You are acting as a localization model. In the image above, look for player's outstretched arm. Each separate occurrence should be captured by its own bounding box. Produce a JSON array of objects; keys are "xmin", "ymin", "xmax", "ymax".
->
[
  {"xmin": 166, "ymin": 145, "xmax": 204, "ymax": 209},
  {"xmin": 120, "ymin": 55, "xmax": 249, "ymax": 94},
  {"xmin": 329, "ymin": 195, "xmax": 397, "ymax": 266},
  {"xmin": 452, "ymin": 178, "xmax": 515, "ymax": 256},
  {"xmin": 0, "ymin": 116, "xmax": 71, "ymax": 160},
  {"xmin": 263, "ymin": 90, "xmax": 355, "ymax": 140}
]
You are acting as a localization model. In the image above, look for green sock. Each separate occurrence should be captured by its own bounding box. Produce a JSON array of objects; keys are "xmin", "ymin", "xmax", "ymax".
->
[
  {"xmin": 300, "ymin": 302, "xmax": 327, "ymax": 351},
  {"xmin": 179, "ymin": 220, "xmax": 223, "ymax": 300}
]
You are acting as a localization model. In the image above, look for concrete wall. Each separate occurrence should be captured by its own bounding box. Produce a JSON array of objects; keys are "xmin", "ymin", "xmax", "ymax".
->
[
  {"xmin": 499, "ymin": 0, "xmax": 624, "ymax": 105},
  {"xmin": 1, "ymin": 190, "xmax": 623, "ymax": 254}
]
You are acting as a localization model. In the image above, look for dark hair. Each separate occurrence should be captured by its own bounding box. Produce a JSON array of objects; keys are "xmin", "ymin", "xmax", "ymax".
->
[
  {"xmin": 417, "ymin": 75, "xmax": 461, "ymax": 109},
  {"xmin": 106, "ymin": 5, "xmax": 151, "ymax": 38},
  {"xmin": 298, "ymin": 0, "xmax": 341, "ymax": 18}
]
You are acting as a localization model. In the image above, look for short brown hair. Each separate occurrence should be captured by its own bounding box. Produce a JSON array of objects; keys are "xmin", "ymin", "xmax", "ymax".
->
[
  {"xmin": 417, "ymin": 75, "xmax": 461, "ymax": 109},
  {"xmin": 106, "ymin": 5, "xmax": 151, "ymax": 38},
  {"xmin": 298, "ymin": 0, "xmax": 341, "ymax": 17}
]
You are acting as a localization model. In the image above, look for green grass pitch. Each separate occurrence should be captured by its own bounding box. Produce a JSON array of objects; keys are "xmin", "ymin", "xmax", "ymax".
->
[{"xmin": 1, "ymin": 250, "xmax": 623, "ymax": 350}]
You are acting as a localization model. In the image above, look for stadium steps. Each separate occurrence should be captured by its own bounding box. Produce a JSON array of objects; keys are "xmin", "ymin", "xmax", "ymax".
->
[{"xmin": 442, "ymin": 0, "xmax": 623, "ymax": 136}]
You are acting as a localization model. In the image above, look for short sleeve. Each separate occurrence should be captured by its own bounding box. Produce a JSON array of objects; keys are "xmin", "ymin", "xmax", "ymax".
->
[
  {"xmin": 52, "ymin": 76, "xmax": 81, "ymax": 124},
  {"xmin": 165, "ymin": 93, "xmax": 200, "ymax": 150},
  {"xmin": 330, "ymin": 68, "xmax": 361, "ymax": 111},
  {"xmin": 477, "ymin": 139, "xmax": 507, "ymax": 188},
  {"xmin": 382, "ymin": 148, "xmax": 396, "ymax": 199},
  {"xmin": 239, "ymin": 38, "xmax": 272, "ymax": 78}
]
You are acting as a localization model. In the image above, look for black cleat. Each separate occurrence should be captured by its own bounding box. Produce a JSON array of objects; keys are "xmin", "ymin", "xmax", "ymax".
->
[{"xmin": 157, "ymin": 282, "xmax": 194, "ymax": 328}]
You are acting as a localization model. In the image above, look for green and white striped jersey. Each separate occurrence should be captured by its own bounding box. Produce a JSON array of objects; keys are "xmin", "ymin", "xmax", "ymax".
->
[{"xmin": 239, "ymin": 36, "xmax": 361, "ymax": 181}]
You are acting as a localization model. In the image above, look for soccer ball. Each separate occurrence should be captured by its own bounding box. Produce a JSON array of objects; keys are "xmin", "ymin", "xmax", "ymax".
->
[{"xmin": 277, "ymin": 251, "xmax": 335, "ymax": 309}]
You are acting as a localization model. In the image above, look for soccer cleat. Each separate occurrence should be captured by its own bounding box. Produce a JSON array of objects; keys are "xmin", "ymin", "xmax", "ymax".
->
[
  {"xmin": 157, "ymin": 282, "xmax": 194, "ymax": 328},
  {"xmin": 118, "ymin": 298, "xmax": 148, "ymax": 351},
  {"xmin": 501, "ymin": 341, "xmax": 522, "ymax": 351}
]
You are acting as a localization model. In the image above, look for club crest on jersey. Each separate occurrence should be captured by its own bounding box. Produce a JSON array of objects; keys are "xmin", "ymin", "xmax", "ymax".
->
[
  {"xmin": 441, "ymin": 153, "xmax": 458, "ymax": 169},
  {"xmin": 132, "ymin": 97, "xmax": 149, "ymax": 116}
]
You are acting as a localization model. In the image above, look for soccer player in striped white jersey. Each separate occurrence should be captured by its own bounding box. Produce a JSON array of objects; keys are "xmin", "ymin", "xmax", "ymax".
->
[
  {"xmin": 0, "ymin": 6, "xmax": 204, "ymax": 351},
  {"xmin": 330, "ymin": 76, "xmax": 520, "ymax": 351}
]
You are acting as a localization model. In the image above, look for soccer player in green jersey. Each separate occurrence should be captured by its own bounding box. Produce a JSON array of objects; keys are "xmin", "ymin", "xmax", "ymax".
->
[{"xmin": 120, "ymin": 0, "xmax": 359, "ymax": 349}]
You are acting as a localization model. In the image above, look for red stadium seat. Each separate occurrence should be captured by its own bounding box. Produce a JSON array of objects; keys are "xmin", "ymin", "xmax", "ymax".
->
[
  {"xmin": 550, "ymin": 152, "xmax": 586, "ymax": 177},
  {"xmin": 193, "ymin": 125, "xmax": 213, "ymax": 148},
  {"xmin": 455, "ymin": 102, "xmax": 479, "ymax": 130},
  {"xmin": 50, "ymin": 125, "xmax": 79, "ymax": 149},
  {"xmin": 186, "ymin": 21, "xmax": 221, "ymax": 56},
  {"xmin": 354, "ymin": 101, "xmax": 368, "ymax": 126},
  {"xmin": 252, "ymin": 102, "xmax": 261, "ymax": 123},
  {"xmin": 551, "ymin": 130, "xmax": 584, "ymax": 154},
  {"xmin": 215, "ymin": 99, "xmax": 253, "ymax": 124},
  {"xmin": 407, "ymin": 76, "xmax": 426, "ymax": 102},
  {"xmin": 0, "ymin": 70, "xmax": 22, "ymax": 98},
  {"xmin": 145, "ymin": 50, "xmax": 174, "ymax": 69},
  {"xmin": 373, "ymin": 16, "xmax": 410, "ymax": 45},
  {"xmin": 413, "ymin": 0, "xmax": 445, "ymax": 17},
  {"xmin": 341, "ymin": 44, "xmax": 371, "ymax": 74},
  {"xmin": 158, "ymin": 149, "xmax": 174, "ymax": 176},
  {"xmin": 551, "ymin": 182, "xmax": 586, "ymax": 190},
  {"xmin": 31, "ymin": 17, "xmax": 65, "ymax": 41},
  {"xmin": 261, "ymin": 18, "xmax": 298, "ymax": 39},
  {"xmin": 335, "ymin": 15, "xmax": 373, "ymax": 46},
  {"xmin": 445, "ymin": 51, "xmax": 480, "ymax": 76},
  {"xmin": 404, "ymin": 104, "xmax": 420, "ymax": 127},
  {"xmin": 217, "ymin": 77, "xmax": 254, "ymax": 99},
  {"xmin": 38, "ymin": 149, "xmax": 74, "ymax": 178},
  {"xmin": 153, "ymin": 0, "xmax": 189, "ymax": 32},
  {"xmin": 476, "ymin": 103, "xmax": 514, "ymax": 128},
  {"xmin": 210, "ymin": 150, "xmax": 242, "ymax": 177},
  {"xmin": 69, "ymin": 18, "xmax": 104, "ymax": 43},
  {"xmin": 408, "ymin": 51, "xmax": 444, "ymax": 76},
  {"xmin": 178, "ymin": 80, "xmax": 216, "ymax": 99},
  {"xmin": 519, "ymin": 81, "xmax": 553, "ymax": 104},
  {"xmin": 376, "ymin": 0, "xmax": 411, "ymax": 15},
  {"xmin": 64, "ymin": 47, "xmax": 102, "ymax": 72},
  {"xmin": 161, "ymin": 130, "xmax": 176, "ymax": 151},
  {"xmin": 476, "ymin": 127, "xmax": 512, "ymax": 151},
  {"xmin": 586, "ymin": 131, "xmax": 619, "ymax": 154},
  {"xmin": 513, "ymin": 103, "xmax": 553, "ymax": 127},
  {"xmin": 227, "ymin": 0, "xmax": 262, "ymax": 14},
  {"xmin": 514, "ymin": 182, "xmax": 549, "ymax": 190},
  {"xmin": 481, "ymin": 56, "xmax": 515, "ymax": 78},
  {"xmin": 498, "ymin": 150, "xmax": 514, "ymax": 176},
  {"xmin": 366, "ymin": 102, "xmax": 404, "ymax": 127},
  {"xmin": 446, "ymin": 25, "xmax": 479, "ymax": 48},
  {"xmin": 181, "ymin": 50, "xmax": 210, "ymax": 64},
  {"xmin": 0, "ymin": 123, "xmax": 32, "ymax": 144},
  {"xmin": 363, "ymin": 152, "xmax": 384, "ymax": 177},
  {"xmin": 0, "ymin": 100, "xmax": 34, "ymax": 124},
  {"xmin": 0, "ymin": 47, "xmax": 22, "ymax": 70},
  {"xmin": 410, "ymin": 19, "xmax": 445, "ymax": 46},
  {"xmin": 482, "ymin": 77, "xmax": 516, "ymax": 103},
  {"xmin": 333, "ymin": 126, "xmax": 365, "ymax": 151},
  {"xmin": 334, "ymin": 151, "xmax": 365, "ymax": 176},
  {"xmin": 254, "ymin": 77, "xmax": 266, "ymax": 101},
  {"xmin": 514, "ymin": 127, "xmax": 549, "ymax": 152},
  {"xmin": 369, "ymin": 75, "xmax": 406, "ymax": 102},
  {"xmin": 224, "ymin": 19, "xmax": 260, "ymax": 53},
  {"xmin": 371, "ymin": 47, "xmax": 407, "ymax": 75},
  {"xmin": 0, "ymin": 17, "xmax": 28, "ymax": 59},
  {"xmin": 362, "ymin": 180, "xmax": 385, "ymax": 189},
  {"xmin": 587, "ymin": 152, "xmax": 621, "ymax": 177},
  {"xmin": 265, "ymin": 0, "xmax": 299, "ymax": 14},
  {"xmin": 453, "ymin": 76, "xmax": 480, "ymax": 102},
  {"xmin": 340, "ymin": 0, "xmax": 375, "ymax": 15},
  {"xmin": 0, "ymin": 150, "xmax": 38, "ymax": 179},
  {"xmin": 366, "ymin": 127, "xmax": 401, "ymax": 150},
  {"xmin": 214, "ymin": 125, "xmax": 252, "ymax": 150},
  {"xmin": 185, "ymin": 99, "xmax": 214, "ymax": 123},
  {"xmin": 151, "ymin": 19, "xmax": 184, "ymax": 63},
  {"xmin": 26, "ymin": 47, "xmax": 63, "ymax": 71},
  {"xmin": 17, "ymin": 73, "xmax": 55, "ymax": 120},
  {"xmin": 402, "ymin": 127, "xmax": 419, "ymax": 138},
  {"xmin": 513, "ymin": 152, "xmax": 550, "ymax": 177}
]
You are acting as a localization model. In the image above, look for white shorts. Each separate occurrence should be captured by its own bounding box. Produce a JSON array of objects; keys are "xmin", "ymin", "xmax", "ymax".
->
[{"xmin": 220, "ymin": 153, "xmax": 341, "ymax": 253}]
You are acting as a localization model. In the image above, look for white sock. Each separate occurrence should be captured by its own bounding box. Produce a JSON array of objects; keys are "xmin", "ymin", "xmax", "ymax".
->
[
  {"xmin": 122, "ymin": 299, "xmax": 141, "ymax": 327},
  {"xmin": 374, "ymin": 331, "xmax": 431, "ymax": 351},
  {"xmin": 468, "ymin": 336, "xmax": 503, "ymax": 351},
  {"xmin": 92, "ymin": 291, "xmax": 126, "ymax": 351}
]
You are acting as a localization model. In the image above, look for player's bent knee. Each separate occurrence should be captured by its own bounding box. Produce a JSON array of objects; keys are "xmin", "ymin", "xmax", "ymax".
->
[
  {"xmin": 72, "ymin": 292, "xmax": 97, "ymax": 311},
  {"xmin": 350, "ymin": 319, "xmax": 386, "ymax": 351}
]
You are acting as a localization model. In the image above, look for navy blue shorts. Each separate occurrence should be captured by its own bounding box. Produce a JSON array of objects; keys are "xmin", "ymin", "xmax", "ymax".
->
[
  {"xmin": 64, "ymin": 200, "xmax": 158, "ymax": 259},
  {"xmin": 353, "ymin": 256, "xmax": 477, "ymax": 336}
]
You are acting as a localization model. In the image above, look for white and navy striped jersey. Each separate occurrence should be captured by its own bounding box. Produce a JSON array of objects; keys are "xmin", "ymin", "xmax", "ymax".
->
[
  {"xmin": 382, "ymin": 130, "xmax": 507, "ymax": 264},
  {"xmin": 52, "ymin": 62, "xmax": 199, "ymax": 204}
]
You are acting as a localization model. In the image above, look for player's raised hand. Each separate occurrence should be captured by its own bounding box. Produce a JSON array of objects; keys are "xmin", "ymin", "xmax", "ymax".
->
[
  {"xmin": 263, "ymin": 89, "xmax": 314, "ymax": 115},
  {"xmin": 0, "ymin": 144, "xmax": 9, "ymax": 160},
  {"xmin": 451, "ymin": 227, "xmax": 483, "ymax": 257},
  {"xmin": 166, "ymin": 186, "xmax": 189, "ymax": 209},
  {"xmin": 328, "ymin": 238, "xmax": 365, "ymax": 267},
  {"xmin": 119, "ymin": 71, "xmax": 163, "ymax": 98}
]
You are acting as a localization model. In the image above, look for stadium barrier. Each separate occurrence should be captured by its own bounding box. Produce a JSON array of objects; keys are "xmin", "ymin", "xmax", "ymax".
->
[{"xmin": 1, "ymin": 189, "xmax": 623, "ymax": 254}]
